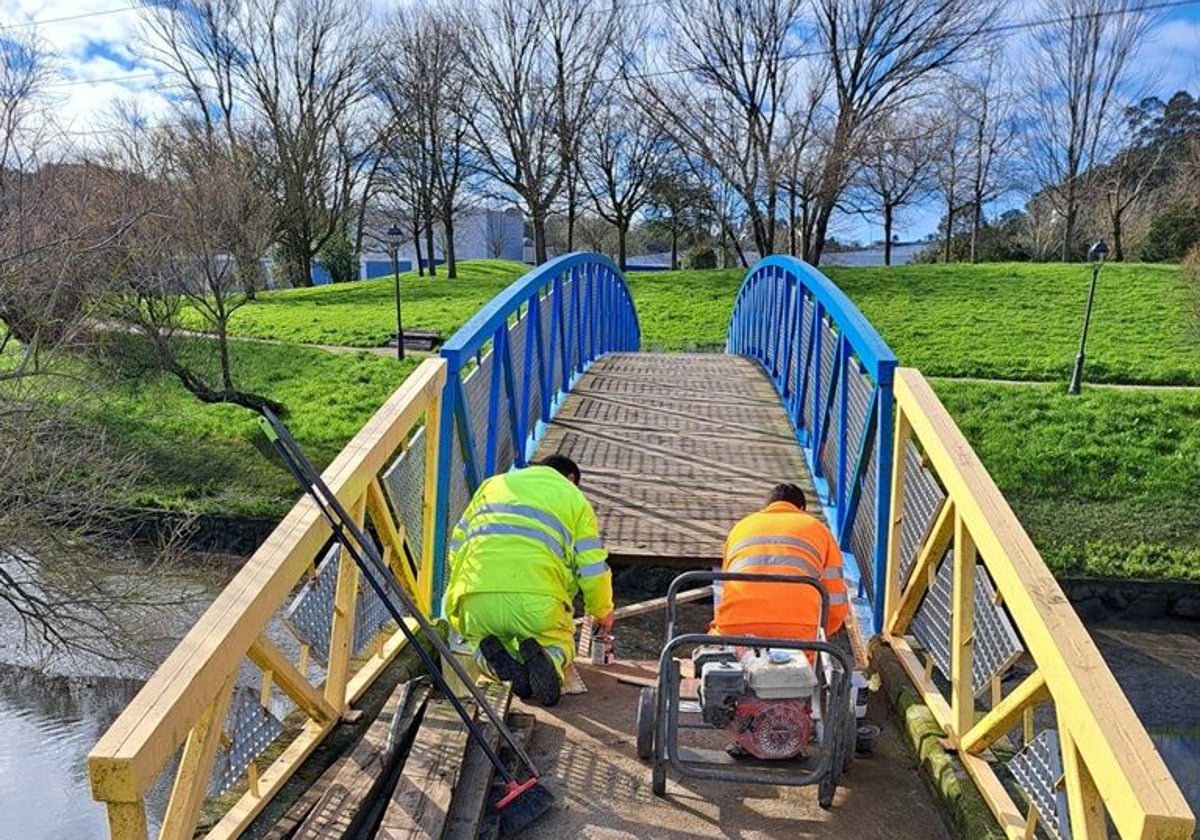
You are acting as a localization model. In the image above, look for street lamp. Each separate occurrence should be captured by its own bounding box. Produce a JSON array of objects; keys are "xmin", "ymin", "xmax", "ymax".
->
[
  {"xmin": 1067, "ymin": 238, "xmax": 1109, "ymax": 395},
  {"xmin": 386, "ymin": 224, "xmax": 405, "ymax": 361}
]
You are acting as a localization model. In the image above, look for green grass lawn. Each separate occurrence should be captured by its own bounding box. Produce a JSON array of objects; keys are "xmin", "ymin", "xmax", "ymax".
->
[
  {"xmin": 201, "ymin": 260, "xmax": 528, "ymax": 347},
  {"xmin": 23, "ymin": 335, "xmax": 419, "ymax": 517},
  {"xmin": 932, "ymin": 379, "xmax": 1200, "ymax": 581}
]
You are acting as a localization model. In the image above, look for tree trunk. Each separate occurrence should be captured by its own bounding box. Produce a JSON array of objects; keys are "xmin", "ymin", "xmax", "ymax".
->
[
  {"xmin": 943, "ymin": 201, "xmax": 954, "ymax": 263},
  {"xmin": 788, "ymin": 188, "xmax": 798, "ymax": 257},
  {"xmin": 883, "ymin": 205, "xmax": 894, "ymax": 267},
  {"xmin": 1062, "ymin": 178, "xmax": 1077, "ymax": 262},
  {"xmin": 809, "ymin": 206, "xmax": 831, "ymax": 267},
  {"xmin": 617, "ymin": 223, "xmax": 628, "ymax": 272},
  {"xmin": 425, "ymin": 221, "xmax": 437, "ymax": 276},
  {"xmin": 970, "ymin": 198, "xmax": 982, "ymax": 264},
  {"xmin": 412, "ymin": 220, "xmax": 424, "ymax": 277},
  {"xmin": 443, "ymin": 211, "xmax": 457, "ymax": 278},
  {"xmin": 299, "ymin": 251, "xmax": 314, "ymax": 288},
  {"xmin": 531, "ymin": 205, "xmax": 548, "ymax": 264},
  {"xmin": 670, "ymin": 227, "xmax": 679, "ymax": 271},
  {"xmin": 1111, "ymin": 211, "xmax": 1124, "ymax": 262}
]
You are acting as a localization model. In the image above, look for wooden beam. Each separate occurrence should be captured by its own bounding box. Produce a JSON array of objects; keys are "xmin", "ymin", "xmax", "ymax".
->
[
  {"xmin": 1058, "ymin": 721, "xmax": 1107, "ymax": 840},
  {"xmin": 367, "ymin": 478, "xmax": 419, "ymax": 601},
  {"xmin": 949, "ymin": 511, "xmax": 977, "ymax": 739},
  {"xmin": 892, "ymin": 368, "xmax": 1194, "ymax": 837},
  {"xmin": 959, "ymin": 752, "xmax": 1030, "ymax": 840},
  {"xmin": 376, "ymin": 695, "xmax": 476, "ymax": 839},
  {"xmin": 292, "ymin": 680, "xmax": 431, "ymax": 840},
  {"xmin": 444, "ymin": 682, "xmax": 513, "ymax": 840},
  {"xmin": 960, "ymin": 670, "xmax": 1049, "ymax": 756},
  {"xmin": 102, "ymin": 801, "xmax": 149, "ymax": 840},
  {"xmin": 89, "ymin": 359, "xmax": 447, "ymax": 804},
  {"xmin": 248, "ymin": 637, "xmax": 337, "ymax": 725},
  {"xmin": 888, "ymin": 499, "xmax": 954, "ymax": 636},
  {"xmin": 159, "ymin": 676, "xmax": 236, "ymax": 840},
  {"xmin": 883, "ymin": 411, "xmax": 912, "ymax": 632}
]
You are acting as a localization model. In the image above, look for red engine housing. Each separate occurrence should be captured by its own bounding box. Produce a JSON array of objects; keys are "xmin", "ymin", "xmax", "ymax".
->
[{"xmin": 730, "ymin": 697, "xmax": 813, "ymax": 760}]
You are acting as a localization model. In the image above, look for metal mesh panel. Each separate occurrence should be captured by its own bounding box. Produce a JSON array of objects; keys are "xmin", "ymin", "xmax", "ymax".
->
[
  {"xmin": 381, "ymin": 429, "xmax": 426, "ymax": 564},
  {"xmin": 909, "ymin": 557, "xmax": 1025, "ymax": 697},
  {"xmin": 1008, "ymin": 729, "xmax": 1072, "ymax": 840},
  {"xmin": 784, "ymin": 286, "xmax": 799, "ymax": 397},
  {"xmin": 849, "ymin": 445, "xmax": 879, "ymax": 600},
  {"xmin": 844, "ymin": 368, "xmax": 872, "ymax": 472},
  {"xmin": 538, "ymin": 285, "xmax": 555, "ymax": 419},
  {"xmin": 818, "ymin": 319, "xmax": 836, "ymax": 430},
  {"xmin": 800, "ymin": 296, "xmax": 816, "ymax": 433},
  {"xmin": 899, "ymin": 441, "xmax": 947, "ymax": 584},
  {"xmin": 284, "ymin": 545, "xmax": 398, "ymax": 665},
  {"xmin": 209, "ymin": 686, "xmax": 284, "ymax": 796},
  {"xmin": 464, "ymin": 350, "xmax": 495, "ymax": 473},
  {"xmin": 819, "ymin": 371, "xmax": 843, "ymax": 490}
]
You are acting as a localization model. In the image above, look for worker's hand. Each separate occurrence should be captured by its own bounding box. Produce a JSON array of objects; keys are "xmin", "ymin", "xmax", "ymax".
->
[{"xmin": 596, "ymin": 611, "xmax": 614, "ymax": 634}]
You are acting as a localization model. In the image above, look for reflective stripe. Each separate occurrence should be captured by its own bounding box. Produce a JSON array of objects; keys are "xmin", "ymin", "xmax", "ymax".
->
[
  {"xmin": 728, "ymin": 534, "xmax": 822, "ymax": 560},
  {"xmin": 575, "ymin": 537, "xmax": 604, "ymax": 554},
  {"xmin": 449, "ymin": 539, "xmax": 463, "ymax": 553},
  {"xmin": 822, "ymin": 566, "xmax": 843, "ymax": 581},
  {"xmin": 712, "ymin": 580, "xmax": 724, "ymax": 605},
  {"xmin": 828, "ymin": 592, "xmax": 848, "ymax": 605},
  {"xmin": 461, "ymin": 523, "xmax": 565, "ymax": 558},
  {"xmin": 577, "ymin": 560, "xmax": 609, "ymax": 578},
  {"xmin": 728, "ymin": 554, "xmax": 821, "ymax": 578},
  {"xmin": 475, "ymin": 503, "xmax": 570, "ymax": 547}
]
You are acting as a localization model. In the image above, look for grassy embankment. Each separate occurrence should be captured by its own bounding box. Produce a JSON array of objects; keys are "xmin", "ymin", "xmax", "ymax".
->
[{"xmin": 14, "ymin": 259, "xmax": 1196, "ymax": 579}]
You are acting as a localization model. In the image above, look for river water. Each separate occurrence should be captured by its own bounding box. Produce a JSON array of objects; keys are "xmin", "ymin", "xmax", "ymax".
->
[{"xmin": 0, "ymin": 561, "xmax": 1196, "ymax": 840}]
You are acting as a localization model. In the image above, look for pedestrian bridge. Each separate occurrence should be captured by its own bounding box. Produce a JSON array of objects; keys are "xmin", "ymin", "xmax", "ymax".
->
[{"xmin": 88, "ymin": 254, "xmax": 1195, "ymax": 840}]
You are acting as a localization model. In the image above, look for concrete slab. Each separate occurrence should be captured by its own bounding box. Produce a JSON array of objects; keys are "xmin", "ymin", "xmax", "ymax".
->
[{"xmin": 514, "ymin": 661, "xmax": 951, "ymax": 840}]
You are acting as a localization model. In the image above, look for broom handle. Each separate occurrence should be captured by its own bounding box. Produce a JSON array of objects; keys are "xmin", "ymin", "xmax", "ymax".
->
[{"xmin": 259, "ymin": 409, "xmax": 539, "ymax": 780}]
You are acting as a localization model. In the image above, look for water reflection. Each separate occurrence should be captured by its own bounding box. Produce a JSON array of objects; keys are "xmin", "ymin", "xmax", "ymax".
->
[{"xmin": 0, "ymin": 665, "xmax": 150, "ymax": 840}]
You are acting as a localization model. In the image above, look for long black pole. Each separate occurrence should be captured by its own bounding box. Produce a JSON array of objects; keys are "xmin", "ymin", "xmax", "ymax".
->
[
  {"xmin": 1068, "ymin": 262, "xmax": 1101, "ymax": 395},
  {"xmin": 257, "ymin": 409, "xmax": 536, "ymax": 782}
]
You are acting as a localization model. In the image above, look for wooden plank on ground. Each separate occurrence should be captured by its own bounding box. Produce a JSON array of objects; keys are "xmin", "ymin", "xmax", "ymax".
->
[
  {"xmin": 374, "ymin": 694, "xmax": 477, "ymax": 839},
  {"xmin": 442, "ymin": 682, "xmax": 514, "ymax": 840},
  {"xmin": 477, "ymin": 713, "xmax": 537, "ymax": 840},
  {"xmin": 290, "ymin": 679, "xmax": 431, "ymax": 840}
]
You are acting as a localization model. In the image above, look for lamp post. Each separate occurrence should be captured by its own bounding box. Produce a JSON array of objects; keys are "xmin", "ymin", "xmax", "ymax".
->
[
  {"xmin": 386, "ymin": 224, "xmax": 405, "ymax": 361},
  {"xmin": 1067, "ymin": 238, "xmax": 1109, "ymax": 395}
]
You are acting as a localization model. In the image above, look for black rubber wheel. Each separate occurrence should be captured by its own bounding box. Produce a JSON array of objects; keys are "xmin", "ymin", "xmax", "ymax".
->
[
  {"xmin": 636, "ymin": 687, "xmax": 657, "ymax": 760},
  {"xmin": 818, "ymin": 775, "xmax": 837, "ymax": 810}
]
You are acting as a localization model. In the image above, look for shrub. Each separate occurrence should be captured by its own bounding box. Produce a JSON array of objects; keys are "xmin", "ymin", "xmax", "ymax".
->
[
  {"xmin": 318, "ymin": 226, "xmax": 360, "ymax": 284},
  {"xmin": 1139, "ymin": 202, "xmax": 1200, "ymax": 262},
  {"xmin": 683, "ymin": 244, "xmax": 717, "ymax": 269}
]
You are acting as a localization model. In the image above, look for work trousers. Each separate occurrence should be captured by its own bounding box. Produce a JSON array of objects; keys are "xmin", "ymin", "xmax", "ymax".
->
[{"xmin": 450, "ymin": 592, "xmax": 575, "ymax": 684}]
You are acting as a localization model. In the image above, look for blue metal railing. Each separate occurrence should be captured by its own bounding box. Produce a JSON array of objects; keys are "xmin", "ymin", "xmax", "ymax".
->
[
  {"xmin": 430, "ymin": 253, "xmax": 641, "ymax": 609},
  {"xmin": 727, "ymin": 256, "xmax": 898, "ymax": 632}
]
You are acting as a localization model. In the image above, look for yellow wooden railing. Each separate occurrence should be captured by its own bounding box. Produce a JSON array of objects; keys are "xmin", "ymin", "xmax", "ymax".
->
[
  {"xmin": 883, "ymin": 368, "xmax": 1194, "ymax": 840},
  {"xmin": 87, "ymin": 358, "xmax": 447, "ymax": 840}
]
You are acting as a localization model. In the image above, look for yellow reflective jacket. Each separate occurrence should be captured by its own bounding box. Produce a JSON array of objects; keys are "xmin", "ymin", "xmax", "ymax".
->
[{"xmin": 444, "ymin": 465, "xmax": 613, "ymax": 620}]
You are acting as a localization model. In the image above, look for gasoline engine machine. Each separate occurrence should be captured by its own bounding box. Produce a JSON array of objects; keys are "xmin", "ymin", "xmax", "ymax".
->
[{"xmin": 635, "ymin": 570, "xmax": 870, "ymax": 807}]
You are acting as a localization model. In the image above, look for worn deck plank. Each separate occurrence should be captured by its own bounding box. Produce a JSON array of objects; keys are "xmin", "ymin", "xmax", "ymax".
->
[
  {"xmin": 442, "ymin": 682, "xmax": 513, "ymax": 840},
  {"xmin": 535, "ymin": 353, "xmax": 816, "ymax": 565},
  {"xmin": 290, "ymin": 680, "xmax": 431, "ymax": 840}
]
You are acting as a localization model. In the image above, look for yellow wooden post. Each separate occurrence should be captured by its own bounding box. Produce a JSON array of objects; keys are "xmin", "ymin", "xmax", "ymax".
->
[
  {"xmin": 248, "ymin": 636, "xmax": 337, "ymax": 724},
  {"xmin": 889, "ymin": 499, "xmax": 954, "ymax": 636},
  {"xmin": 419, "ymin": 389, "xmax": 443, "ymax": 616},
  {"xmin": 158, "ymin": 675, "xmax": 236, "ymax": 840},
  {"xmin": 884, "ymin": 410, "xmax": 912, "ymax": 632},
  {"xmin": 960, "ymin": 670, "xmax": 1049, "ymax": 755},
  {"xmin": 1059, "ymin": 722, "xmax": 1107, "ymax": 839},
  {"xmin": 366, "ymin": 478, "xmax": 418, "ymax": 599},
  {"xmin": 102, "ymin": 801, "xmax": 149, "ymax": 840},
  {"xmin": 325, "ymin": 494, "xmax": 365, "ymax": 713},
  {"xmin": 949, "ymin": 511, "xmax": 977, "ymax": 739}
]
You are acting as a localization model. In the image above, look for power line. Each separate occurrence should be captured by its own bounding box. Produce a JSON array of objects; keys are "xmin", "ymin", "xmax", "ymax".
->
[
  {"xmin": 0, "ymin": 4, "xmax": 139, "ymax": 31},
  {"xmin": 27, "ymin": 0, "xmax": 1200, "ymax": 96}
]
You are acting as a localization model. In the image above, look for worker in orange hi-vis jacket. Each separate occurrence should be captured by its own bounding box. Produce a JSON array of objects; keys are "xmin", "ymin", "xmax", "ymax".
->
[{"xmin": 711, "ymin": 483, "xmax": 848, "ymax": 641}]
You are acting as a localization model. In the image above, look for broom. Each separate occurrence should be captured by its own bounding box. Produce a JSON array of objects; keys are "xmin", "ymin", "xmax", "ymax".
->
[{"xmin": 258, "ymin": 408, "xmax": 554, "ymax": 836}]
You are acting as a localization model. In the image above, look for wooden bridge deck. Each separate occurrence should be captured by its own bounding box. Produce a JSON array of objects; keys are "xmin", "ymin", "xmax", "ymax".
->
[{"xmin": 535, "ymin": 353, "xmax": 817, "ymax": 565}]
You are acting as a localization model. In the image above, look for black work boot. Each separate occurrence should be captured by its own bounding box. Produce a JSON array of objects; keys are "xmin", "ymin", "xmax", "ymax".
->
[
  {"xmin": 479, "ymin": 635, "xmax": 532, "ymax": 699},
  {"xmin": 519, "ymin": 638, "xmax": 561, "ymax": 707}
]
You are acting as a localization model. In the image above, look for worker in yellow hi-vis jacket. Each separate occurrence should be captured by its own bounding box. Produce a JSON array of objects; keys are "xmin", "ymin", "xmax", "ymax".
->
[{"xmin": 444, "ymin": 455, "xmax": 614, "ymax": 707}]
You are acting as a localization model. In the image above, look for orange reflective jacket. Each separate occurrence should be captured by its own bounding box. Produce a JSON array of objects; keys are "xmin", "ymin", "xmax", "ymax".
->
[{"xmin": 711, "ymin": 501, "xmax": 848, "ymax": 640}]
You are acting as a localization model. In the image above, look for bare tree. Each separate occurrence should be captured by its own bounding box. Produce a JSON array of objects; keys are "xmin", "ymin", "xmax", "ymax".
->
[
  {"xmin": 458, "ymin": 0, "xmax": 619, "ymax": 264},
  {"xmin": 808, "ymin": 0, "xmax": 998, "ymax": 265},
  {"xmin": 931, "ymin": 105, "xmax": 972, "ymax": 262},
  {"xmin": 377, "ymin": 6, "xmax": 475, "ymax": 278},
  {"xmin": 640, "ymin": 0, "xmax": 806, "ymax": 260},
  {"xmin": 644, "ymin": 152, "xmax": 708, "ymax": 270},
  {"xmin": 848, "ymin": 113, "xmax": 936, "ymax": 265},
  {"xmin": 1025, "ymin": 0, "xmax": 1154, "ymax": 261},
  {"xmin": 581, "ymin": 97, "xmax": 664, "ymax": 270},
  {"xmin": 958, "ymin": 54, "xmax": 1018, "ymax": 263}
]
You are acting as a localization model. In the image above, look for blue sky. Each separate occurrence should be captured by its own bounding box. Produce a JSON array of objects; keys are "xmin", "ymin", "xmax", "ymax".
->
[{"xmin": 5, "ymin": 0, "xmax": 1197, "ymax": 243}]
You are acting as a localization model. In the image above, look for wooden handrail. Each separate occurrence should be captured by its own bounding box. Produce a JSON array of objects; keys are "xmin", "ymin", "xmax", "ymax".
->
[
  {"xmin": 884, "ymin": 367, "xmax": 1193, "ymax": 839},
  {"xmin": 88, "ymin": 358, "xmax": 447, "ymax": 839}
]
